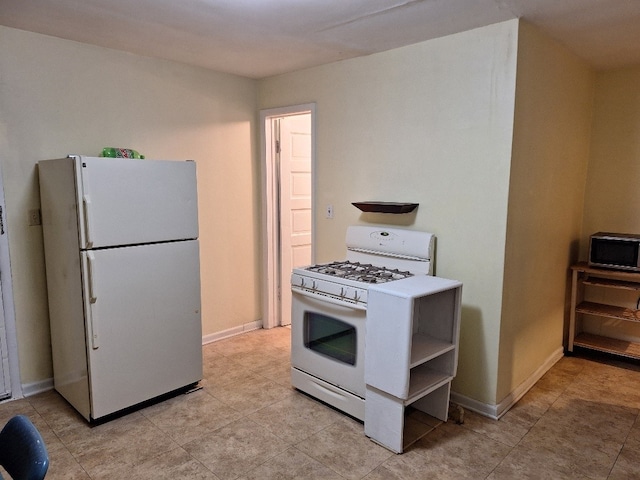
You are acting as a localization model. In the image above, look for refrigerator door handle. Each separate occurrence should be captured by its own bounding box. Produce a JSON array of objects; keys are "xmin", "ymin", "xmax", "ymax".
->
[
  {"xmin": 87, "ymin": 252, "xmax": 99, "ymax": 349},
  {"xmin": 83, "ymin": 195, "xmax": 94, "ymax": 248}
]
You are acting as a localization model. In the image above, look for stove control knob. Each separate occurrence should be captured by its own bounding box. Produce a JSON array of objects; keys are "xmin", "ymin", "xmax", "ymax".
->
[
  {"xmin": 353, "ymin": 291, "xmax": 360, "ymax": 302},
  {"xmin": 311, "ymin": 281, "xmax": 317, "ymax": 291},
  {"xmin": 340, "ymin": 287, "xmax": 345, "ymax": 298}
]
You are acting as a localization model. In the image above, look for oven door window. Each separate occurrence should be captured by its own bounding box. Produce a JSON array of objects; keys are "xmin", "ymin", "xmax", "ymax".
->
[{"xmin": 304, "ymin": 312, "xmax": 356, "ymax": 366}]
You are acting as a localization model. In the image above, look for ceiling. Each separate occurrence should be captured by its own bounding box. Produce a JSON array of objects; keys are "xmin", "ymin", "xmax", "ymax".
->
[{"xmin": 1, "ymin": 0, "xmax": 639, "ymax": 79}]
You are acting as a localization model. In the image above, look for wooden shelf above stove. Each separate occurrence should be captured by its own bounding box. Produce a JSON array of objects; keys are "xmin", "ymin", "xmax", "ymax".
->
[{"xmin": 352, "ymin": 202, "xmax": 418, "ymax": 214}]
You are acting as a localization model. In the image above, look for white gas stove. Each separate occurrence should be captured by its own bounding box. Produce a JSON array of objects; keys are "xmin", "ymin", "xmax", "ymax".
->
[
  {"xmin": 291, "ymin": 261, "xmax": 413, "ymax": 309},
  {"xmin": 291, "ymin": 227, "xmax": 434, "ymax": 309},
  {"xmin": 290, "ymin": 226, "xmax": 435, "ymax": 420}
]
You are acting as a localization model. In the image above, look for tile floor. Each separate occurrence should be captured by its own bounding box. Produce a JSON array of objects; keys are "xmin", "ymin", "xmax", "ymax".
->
[{"xmin": 2, "ymin": 326, "xmax": 640, "ymax": 479}]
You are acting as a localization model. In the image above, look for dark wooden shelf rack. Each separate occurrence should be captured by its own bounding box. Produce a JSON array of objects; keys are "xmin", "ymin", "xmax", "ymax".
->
[{"xmin": 568, "ymin": 262, "xmax": 640, "ymax": 360}]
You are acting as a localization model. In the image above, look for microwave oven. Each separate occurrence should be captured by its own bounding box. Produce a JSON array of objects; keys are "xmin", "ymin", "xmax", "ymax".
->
[{"xmin": 589, "ymin": 232, "xmax": 640, "ymax": 271}]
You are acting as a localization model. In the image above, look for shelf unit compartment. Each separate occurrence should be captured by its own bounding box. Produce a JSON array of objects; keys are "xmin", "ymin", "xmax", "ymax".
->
[
  {"xmin": 409, "ymin": 334, "xmax": 455, "ymax": 368},
  {"xmin": 412, "ymin": 288, "xmax": 458, "ymax": 343},
  {"xmin": 408, "ymin": 349, "xmax": 456, "ymax": 403},
  {"xmin": 411, "ymin": 381, "xmax": 451, "ymax": 421},
  {"xmin": 402, "ymin": 406, "xmax": 443, "ymax": 451},
  {"xmin": 404, "ymin": 367, "xmax": 453, "ymax": 406},
  {"xmin": 365, "ymin": 384, "xmax": 447, "ymax": 454}
]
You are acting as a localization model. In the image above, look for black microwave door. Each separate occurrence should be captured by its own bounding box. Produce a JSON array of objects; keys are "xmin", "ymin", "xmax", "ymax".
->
[{"xmin": 591, "ymin": 238, "xmax": 640, "ymax": 268}]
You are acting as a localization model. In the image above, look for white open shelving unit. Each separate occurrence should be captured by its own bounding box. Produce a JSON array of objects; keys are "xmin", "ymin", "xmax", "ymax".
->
[{"xmin": 364, "ymin": 275, "xmax": 462, "ymax": 453}]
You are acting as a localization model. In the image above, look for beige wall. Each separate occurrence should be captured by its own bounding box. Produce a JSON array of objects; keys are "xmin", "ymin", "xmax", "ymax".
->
[
  {"xmin": 582, "ymin": 66, "xmax": 640, "ymax": 243},
  {"xmin": 499, "ymin": 23, "xmax": 593, "ymax": 403},
  {"xmin": 0, "ymin": 26, "xmax": 260, "ymax": 386},
  {"xmin": 259, "ymin": 20, "xmax": 520, "ymax": 404},
  {"xmin": 580, "ymin": 65, "xmax": 640, "ymax": 343}
]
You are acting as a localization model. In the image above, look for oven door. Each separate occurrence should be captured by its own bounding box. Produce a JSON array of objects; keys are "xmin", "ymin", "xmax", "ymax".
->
[{"xmin": 291, "ymin": 291, "xmax": 366, "ymax": 398}]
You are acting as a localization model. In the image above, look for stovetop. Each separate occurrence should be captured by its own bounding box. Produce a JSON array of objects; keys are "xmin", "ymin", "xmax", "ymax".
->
[{"xmin": 303, "ymin": 261, "xmax": 413, "ymax": 284}]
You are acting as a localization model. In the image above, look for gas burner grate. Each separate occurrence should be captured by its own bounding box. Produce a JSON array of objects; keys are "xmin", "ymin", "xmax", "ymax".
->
[{"xmin": 305, "ymin": 261, "xmax": 413, "ymax": 284}]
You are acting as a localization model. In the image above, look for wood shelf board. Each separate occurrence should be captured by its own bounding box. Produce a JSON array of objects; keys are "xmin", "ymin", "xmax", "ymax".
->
[
  {"xmin": 352, "ymin": 202, "xmax": 418, "ymax": 214},
  {"xmin": 582, "ymin": 277, "xmax": 640, "ymax": 291},
  {"xmin": 572, "ymin": 262, "xmax": 640, "ymax": 282},
  {"xmin": 574, "ymin": 333, "xmax": 640, "ymax": 360},
  {"xmin": 576, "ymin": 301, "xmax": 640, "ymax": 322}
]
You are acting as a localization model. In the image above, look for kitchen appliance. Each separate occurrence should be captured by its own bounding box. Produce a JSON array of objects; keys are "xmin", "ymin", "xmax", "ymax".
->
[
  {"xmin": 589, "ymin": 232, "xmax": 640, "ymax": 272},
  {"xmin": 39, "ymin": 155, "xmax": 202, "ymax": 422},
  {"xmin": 290, "ymin": 226, "xmax": 435, "ymax": 420}
]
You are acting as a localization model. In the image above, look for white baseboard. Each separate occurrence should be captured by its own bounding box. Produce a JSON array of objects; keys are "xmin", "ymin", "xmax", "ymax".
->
[
  {"xmin": 451, "ymin": 346, "xmax": 564, "ymax": 420},
  {"xmin": 21, "ymin": 378, "xmax": 54, "ymax": 397},
  {"xmin": 450, "ymin": 390, "xmax": 500, "ymax": 419},
  {"xmin": 202, "ymin": 320, "xmax": 263, "ymax": 345},
  {"xmin": 15, "ymin": 322, "xmax": 263, "ymax": 400},
  {"xmin": 20, "ymin": 324, "xmax": 561, "ymax": 420}
]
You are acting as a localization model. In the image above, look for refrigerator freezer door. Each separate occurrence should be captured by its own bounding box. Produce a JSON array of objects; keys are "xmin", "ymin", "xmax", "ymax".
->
[
  {"xmin": 75, "ymin": 156, "xmax": 198, "ymax": 249},
  {"xmin": 81, "ymin": 240, "xmax": 202, "ymax": 420}
]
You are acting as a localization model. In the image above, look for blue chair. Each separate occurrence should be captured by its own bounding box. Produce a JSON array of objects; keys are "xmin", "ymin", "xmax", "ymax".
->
[{"xmin": 0, "ymin": 415, "xmax": 49, "ymax": 480}]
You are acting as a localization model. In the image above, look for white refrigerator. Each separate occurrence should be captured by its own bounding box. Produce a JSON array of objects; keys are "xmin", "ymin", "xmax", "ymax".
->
[{"xmin": 39, "ymin": 155, "xmax": 203, "ymax": 421}]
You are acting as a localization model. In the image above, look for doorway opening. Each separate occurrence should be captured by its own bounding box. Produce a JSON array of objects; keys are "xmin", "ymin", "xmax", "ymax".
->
[{"xmin": 261, "ymin": 104, "xmax": 315, "ymax": 329}]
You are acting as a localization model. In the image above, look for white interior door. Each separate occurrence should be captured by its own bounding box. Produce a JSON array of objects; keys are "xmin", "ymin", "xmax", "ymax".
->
[
  {"xmin": 278, "ymin": 114, "xmax": 312, "ymax": 326},
  {"xmin": 260, "ymin": 103, "xmax": 315, "ymax": 330}
]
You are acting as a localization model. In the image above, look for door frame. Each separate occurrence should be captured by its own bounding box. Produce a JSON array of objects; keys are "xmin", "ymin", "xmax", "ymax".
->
[
  {"xmin": 260, "ymin": 103, "xmax": 316, "ymax": 329},
  {"xmin": 0, "ymin": 161, "xmax": 22, "ymax": 399}
]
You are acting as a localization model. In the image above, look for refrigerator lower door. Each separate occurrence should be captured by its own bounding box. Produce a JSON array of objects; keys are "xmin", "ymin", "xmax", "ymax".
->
[{"xmin": 81, "ymin": 240, "xmax": 202, "ymax": 420}]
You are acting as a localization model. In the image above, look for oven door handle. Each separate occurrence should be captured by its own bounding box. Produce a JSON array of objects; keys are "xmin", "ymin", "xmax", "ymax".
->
[{"xmin": 292, "ymin": 288, "xmax": 367, "ymax": 311}]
